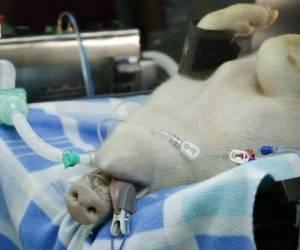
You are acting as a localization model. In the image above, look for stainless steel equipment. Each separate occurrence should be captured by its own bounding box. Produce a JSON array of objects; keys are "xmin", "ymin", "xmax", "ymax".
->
[{"xmin": 0, "ymin": 30, "xmax": 141, "ymax": 102}]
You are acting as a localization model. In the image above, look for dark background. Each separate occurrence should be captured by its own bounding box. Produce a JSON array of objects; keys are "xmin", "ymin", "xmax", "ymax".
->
[
  {"xmin": 0, "ymin": 0, "xmax": 299, "ymax": 60},
  {"xmin": 2, "ymin": 0, "xmax": 116, "ymax": 32},
  {"xmin": 0, "ymin": 0, "xmax": 198, "ymax": 60}
]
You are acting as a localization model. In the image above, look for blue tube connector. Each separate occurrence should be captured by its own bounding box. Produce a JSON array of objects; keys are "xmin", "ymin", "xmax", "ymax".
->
[{"xmin": 260, "ymin": 146, "xmax": 275, "ymax": 155}]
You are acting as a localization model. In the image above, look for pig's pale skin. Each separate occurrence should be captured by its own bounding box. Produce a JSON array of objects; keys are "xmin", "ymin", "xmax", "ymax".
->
[{"xmin": 66, "ymin": 4, "xmax": 300, "ymax": 225}]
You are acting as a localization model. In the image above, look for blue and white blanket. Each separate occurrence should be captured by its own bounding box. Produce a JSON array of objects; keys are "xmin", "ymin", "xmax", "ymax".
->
[{"xmin": 0, "ymin": 96, "xmax": 300, "ymax": 250}]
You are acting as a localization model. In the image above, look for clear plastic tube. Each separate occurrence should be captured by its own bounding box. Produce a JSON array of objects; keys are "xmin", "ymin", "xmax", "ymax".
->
[
  {"xmin": 0, "ymin": 60, "xmax": 16, "ymax": 89},
  {"xmin": 80, "ymin": 152, "xmax": 94, "ymax": 166},
  {"xmin": 142, "ymin": 51, "xmax": 178, "ymax": 77},
  {"xmin": 272, "ymin": 146, "xmax": 299, "ymax": 154},
  {"xmin": 11, "ymin": 111, "xmax": 93, "ymax": 165},
  {"xmin": 97, "ymin": 118, "xmax": 171, "ymax": 143},
  {"xmin": 97, "ymin": 118, "xmax": 292, "ymax": 164},
  {"xmin": 57, "ymin": 12, "xmax": 95, "ymax": 97},
  {"xmin": 260, "ymin": 145, "xmax": 300, "ymax": 155},
  {"xmin": 96, "ymin": 102, "xmax": 299, "ymax": 164},
  {"xmin": 12, "ymin": 111, "xmax": 62, "ymax": 162},
  {"xmin": 97, "ymin": 118, "xmax": 200, "ymax": 160}
]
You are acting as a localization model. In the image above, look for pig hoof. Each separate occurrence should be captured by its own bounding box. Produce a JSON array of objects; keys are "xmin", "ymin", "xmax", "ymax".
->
[
  {"xmin": 233, "ymin": 5, "xmax": 278, "ymax": 36},
  {"xmin": 198, "ymin": 4, "xmax": 278, "ymax": 37}
]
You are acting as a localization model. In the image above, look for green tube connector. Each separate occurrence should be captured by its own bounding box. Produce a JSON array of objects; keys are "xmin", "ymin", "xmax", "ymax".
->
[
  {"xmin": 0, "ymin": 88, "xmax": 28, "ymax": 126},
  {"xmin": 63, "ymin": 150, "xmax": 81, "ymax": 168}
]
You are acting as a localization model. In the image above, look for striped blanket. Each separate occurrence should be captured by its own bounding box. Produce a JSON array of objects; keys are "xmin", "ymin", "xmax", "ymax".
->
[{"xmin": 0, "ymin": 96, "xmax": 299, "ymax": 250}]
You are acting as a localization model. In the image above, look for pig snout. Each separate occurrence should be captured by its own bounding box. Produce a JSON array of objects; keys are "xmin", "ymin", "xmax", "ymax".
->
[{"xmin": 66, "ymin": 174, "xmax": 112, "ymax": 225}]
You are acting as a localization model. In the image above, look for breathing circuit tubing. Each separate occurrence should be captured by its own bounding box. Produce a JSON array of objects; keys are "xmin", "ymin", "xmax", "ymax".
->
[
  {"xmin": 11, "ymin": 111, "xmax": 96, "ymax": 167},
  {"xmin": 142, "ymin": 51, "xmax": 178, "ymax": 77}
]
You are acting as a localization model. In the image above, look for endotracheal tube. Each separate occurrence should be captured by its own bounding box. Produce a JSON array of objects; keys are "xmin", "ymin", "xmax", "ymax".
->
[
  {"xmin": 0, "ymin": 88, "xmax": 96, "ymax": 168},
  {"xmin": 11, "ymin": 112, "xmax": 96, "ymax": 167}
]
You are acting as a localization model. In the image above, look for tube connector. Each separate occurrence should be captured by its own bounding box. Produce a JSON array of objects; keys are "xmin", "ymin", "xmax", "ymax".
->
[
  {"xmin": 63, "ymin": 150, "xmax": 81, "ymax": 168},
  {"xmin": 0, "ymin": 88, "xmax": 28, "ymax": 126},
  {"xmin": 260, "ymin": 146, "xmax": 275, "ymax": 155}
]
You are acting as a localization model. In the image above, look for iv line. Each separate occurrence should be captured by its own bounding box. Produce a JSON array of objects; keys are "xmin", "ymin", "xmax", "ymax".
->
[{"xmin": 98, "ymin": 117, "xmax": 201, "ymax": 161}]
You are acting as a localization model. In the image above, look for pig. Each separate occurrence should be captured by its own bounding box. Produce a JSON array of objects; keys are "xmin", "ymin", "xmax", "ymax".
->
[{"xmin": 66, "ymin": 3, "xmax": 300, "ymax": 225}]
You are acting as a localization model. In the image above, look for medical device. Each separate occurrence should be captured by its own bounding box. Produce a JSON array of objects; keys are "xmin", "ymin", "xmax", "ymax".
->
[
  {"xmin": 0, "ymin": 29, "xmax": 141, "ymax": 102},
  {"xmin": 57, "ymin": 12, "xmax": 95, "ymax": 97},
  {"xmin": 0, "ymin": 86, "xmax": 97, "ymax": 168},
  {"xmin": 98, "ymin": 116, "xmax": 299, "ymax": 165},
  {"xmin": 0, "ymin": 22, "xmax": 178, "ymax": 102},
  {"xmin": 260, "ymin": 145, "xmax": 300, "ymax": 155},
  {"xmin": 98, "ymin": 118, "xmax": 200, "ymax": 161},
  {"xmin": 110, "ymin": 179, "xmax": 136, "ymax": 250}
]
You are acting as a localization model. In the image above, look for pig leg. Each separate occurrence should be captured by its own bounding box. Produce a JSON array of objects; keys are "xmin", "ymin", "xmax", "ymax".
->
[{"xmin": 198, "ymin": 4, "xmax": 278, "ymax": 36}]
